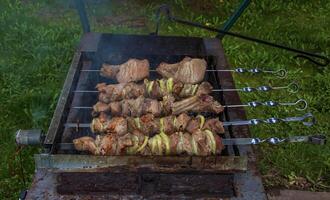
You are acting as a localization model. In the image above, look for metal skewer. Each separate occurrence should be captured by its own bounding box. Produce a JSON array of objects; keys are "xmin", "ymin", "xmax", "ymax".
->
[
  {"xmin": 81, "ymin": 68, "xmax": 287, "ymax": 78},
  {"xmin": 71, "ymin": 99, "xmax": 307, "ymax": 111},
  {"xmin": 213, "ymin": 82, "xmax": 299, "ymax": 93},
  {"xmin": 222, "ymin": 112, "xmax": 315, "ymax": 127},
  {"xmin": 56, "ymin": 134, "xmax": 326, "ymax": 151},
  {"xmin": 64, "ymin": 113, "xmax": 316, "ymax": 129},
  {"xmin": 223, "ymin": 99, "xmax": 307, "ymax": 111},
  {"xmin": 222, "ymin": 134, "xmax": 326, "ymax": 145},
  {"xmin": 73, "ymin": 82, "xmax": 299, "ymax": 94}
]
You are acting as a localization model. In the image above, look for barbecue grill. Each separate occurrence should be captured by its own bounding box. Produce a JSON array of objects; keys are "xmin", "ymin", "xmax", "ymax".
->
[{"xmin": 16, "ymin": 1, "xmax": 327, "ymax": 200}]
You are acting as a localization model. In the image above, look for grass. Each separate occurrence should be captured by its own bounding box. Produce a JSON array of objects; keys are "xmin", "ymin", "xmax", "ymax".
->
[{"xmin": 0, "ymin": 0, "xmax": 329, "ymax": 199}]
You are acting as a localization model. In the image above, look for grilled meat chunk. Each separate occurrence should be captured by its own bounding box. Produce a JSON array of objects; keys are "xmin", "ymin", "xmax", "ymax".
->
[
  {"xmin": 101, "ymin": 59, "xmax": 149, "ymax": 83},
  {"xmin": 203, "ymin": 118, "xmax": 225, "ymax": 134},
  {"xmin": 172, "ymin": 94, "xmax": 223, "ymax": 115},
  {"xmin": 73, "ymin": 136, "xmax": 99, "ymax": 155},
  {"xmin": 156, "ymin": 57, "xmax": 207, "ymax": 84}
]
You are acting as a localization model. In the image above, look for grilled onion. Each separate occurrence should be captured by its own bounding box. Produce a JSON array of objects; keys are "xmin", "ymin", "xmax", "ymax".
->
[
  {"xmin": 160, "ymin": 132, "xmax": 170, "ymax": 155},
  {"xmin": 204, "ymin": 130, "xmax": 216, "ymax": 154}
]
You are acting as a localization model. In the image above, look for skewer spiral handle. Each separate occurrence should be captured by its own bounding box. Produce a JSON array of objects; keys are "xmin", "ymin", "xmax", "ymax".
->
[{"xmin": 232, "ymin": 68, "xmax": 287, "ymax": 78}]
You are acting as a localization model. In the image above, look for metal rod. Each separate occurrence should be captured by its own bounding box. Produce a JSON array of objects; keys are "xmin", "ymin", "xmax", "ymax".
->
[
  {"xmin": 64, "ymin": 113, "xmax": 315, "ymax": 129},
  {"xmin": 73, "ymin": 82, "xmax": 299, "ymax": 94},
  {"xmin": 80, "ymin": 68, "xmax": 287, "ymax": 78},
  {"xmin": 213, "ymin": 82, "xmax": 299, "ymax": 93},
  {"xmin": 223, "ymin": 99, "xmax": 308, "ymax": 111},
  {"xmin": 222, "ymin": 113, "xmax": 315, "ymax": 127},
  {"xmin": 222, "ymin": 134, "xmax": 326, "ymax": 145},
  {"xmin": 56, "ymin": 134, "xmax": 326, "ymax": 152},
  {"xmin": 155, "ymin": 5, "xmax": 329, "ymax": 66},
  {"xmin": 72, "ymin": 99, "xmax": 307, "ymax": 111}
]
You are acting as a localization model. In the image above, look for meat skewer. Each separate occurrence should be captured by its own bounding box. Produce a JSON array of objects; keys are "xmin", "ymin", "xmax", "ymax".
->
[
  {"xmin": 90, "ymin": 113, "xmax": 225, "ymax": 136},
  {"xmin": 66, "ymin": 112, "xmax": 315, "ymax": 131},
  {"xmin": 156, "ymin": 57, "xmax": 207, "ymax": 84},
  {"xmin": 75, "ymin": 82, "xmax": 299, "ymax": 94},
  {"xmin": 73, "ymin": 129, "xmax": 223, "ymax": 156},
  {"xmin": 92, "ymin": 94, "xmax": 223, "ymax": 117},
  {"xmin": 101, "ymin": 58, "xmax": 149, "ymax": 83},
  {"xmin": 96, "ymin": 78, "xmax": 213, "ymax": 103},
  {"xmin": 71, "ymin": 133, "xmax": 325, "ymax": 156}
]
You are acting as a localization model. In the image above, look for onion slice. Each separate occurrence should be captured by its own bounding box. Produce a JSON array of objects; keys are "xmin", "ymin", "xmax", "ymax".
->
[
  {"xmin": 160, "ymin": 132, "xmax": 170, "ymax": 155},
  {"xmin": 204, "ymin": 130, "xmax": 216, "ymax": 154}
]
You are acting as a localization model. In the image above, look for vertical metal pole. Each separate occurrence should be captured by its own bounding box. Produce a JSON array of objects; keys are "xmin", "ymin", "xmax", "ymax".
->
[
  {"xmin": 74, "ymin": 0, "xmax": 91, "ymax": 33},
  {"xmin": 217, "ymin": 0, "xmax": 251, "ymax": 39}
]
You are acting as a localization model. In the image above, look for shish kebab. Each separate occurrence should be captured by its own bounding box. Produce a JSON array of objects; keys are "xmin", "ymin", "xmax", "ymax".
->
[
  {"xmin": 67, "ymin": 133, "xmax": 325, "ymax": 156},
  {"xmin": 65, "ymin": 112, "xmax": 316, "ymax": 134},
  {"xmin": 91, "ymin": 113, "xmax": 225, "ymax": 136},
  {"xmin": 73, "ymin": 129, "xmax": 223, "ymax": 156},
  {"xmin": 71, "ymin": 114, "xmax": 321, "ymax": 156},
  {"xmin": 76, "ymin": 78, "xmax": 299, "ymax": 103},
  {"xmin": 95, "ymin": 57, "xmax": 286, "ymax": 84},
  {"xmin": 92, "ymin": 94, "xmax": 223, "ymax": 117}
]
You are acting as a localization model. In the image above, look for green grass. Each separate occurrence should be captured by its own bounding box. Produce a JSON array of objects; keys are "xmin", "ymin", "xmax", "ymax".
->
[{"xmin": 0, "ymin": 0, "xmax": 329, "ymax": 199}]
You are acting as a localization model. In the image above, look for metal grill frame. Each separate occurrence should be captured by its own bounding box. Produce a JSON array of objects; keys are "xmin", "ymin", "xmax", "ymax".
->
[{"xmin": 26, "ymin": 33, "xmax": 266, "ymax": 199}]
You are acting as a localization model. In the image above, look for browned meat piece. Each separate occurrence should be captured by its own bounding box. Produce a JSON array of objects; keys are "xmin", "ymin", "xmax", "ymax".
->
[
  {"xmin": 109, "ymin": 102, "xmax": 122, "ymax": 116},
  {"xmin": 93, "ymin": 102, "xmax": 110, "ymax": 113},
  {"xmin": 99, "ymin": 134, "xmax": 117, "ymax": 156},
  {"xmin": 196, "ymin": 82, "xmax": 213, "ymax": 96},
  {"xmin": 156, "ymin": 57, "xmax": 207, "ymax": 84},
  {"xmin": 214, "ymin": 133, "xmax": 224, "ymax": 154},
  {"xmin": 127, "ymin": 114, "xmax": 159, "ymax": 137},
  {"xmin": 110, "ymin": 96, "xmax": 171, "ymax": 117},
  {"xmin": 73, "ymin": 136, "xmax": 98, "ymax": 155},
  {"xmin": 142, "ymin": 97, "xmax": 162, "ymax": 117},
  {"xmin": 122, "ymin": 96, "xmax": 145, "ymax": 117},
  {"xmin": 174, "ymin": 113, "xmax": 191, "ymax": 131},
  {"xmin": 101, "ymin": 59, "xmax": 149, "ymax": 83},
  {"xmin": 116, "ymin": 133, "xmax": 134, "ymax": 155},
  {"xmin": 191, "ymin": 130, "xmax": 208, "ymax": 156},
  {"xmin": 97, "ymin": 82, "xmax": 146, "ymax": 103},
  {"xmin": 106, "ymin": 117, "xmax": 127, "ymax": 136},
  {"xmin": 169, "ymin": 132, "xmax": 180, "ymax": 154},
  {"xmin": 139, "ymin": 114, "xmax": 160, "ymax": 136},
  {"xmin": 172, "ymin": 94, "xmax": 223, "ymax": 115},
  {"xmin": 178, "ymin": 82, "xmax": 212, "ymax": 98},
  {"xmin": 182, "ymin": 133, "xmax": 193, "ymax": 155},
  {"xmin": 203, "ymin": 118, "xmax": 225, "ymax": 134},
  {"xmin": 161, "ymin": 115, "xmax": 175, "ymax": 134},
  {"xmin": 169, "ymin": 132, "xmax": 193, "ymax": 155},
  {"xmin": 186, "ymin": 118, "xmax": 200, "ymax": 133}
]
